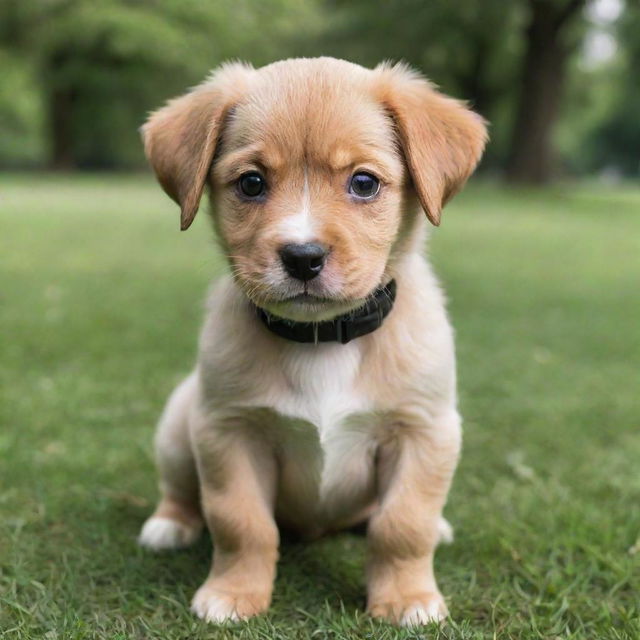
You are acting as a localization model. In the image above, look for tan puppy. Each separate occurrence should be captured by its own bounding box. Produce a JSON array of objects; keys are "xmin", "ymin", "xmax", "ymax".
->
[{"xmin": 138, "ymin": 57, "xmax": 486, "ymax": 627}]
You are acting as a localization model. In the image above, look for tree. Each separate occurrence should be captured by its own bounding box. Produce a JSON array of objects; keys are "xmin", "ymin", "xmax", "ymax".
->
[
  {"xmin": 0, "ymin": 0, "xmax": 319, "ymax": 169},
  {"xmin": 307, "ymin": 0, "xmax": 527, "ymax": 170},
  {"xmin": 505, "ymin": 0, "xmax": 587, "ymax": 183},
  {"xmin": 312, "ymin": 0, "xmax": 600, "ymax": 182}
]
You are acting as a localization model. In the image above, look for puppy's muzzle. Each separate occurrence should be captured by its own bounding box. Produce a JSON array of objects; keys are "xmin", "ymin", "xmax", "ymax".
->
[{"xmin": 279, "ymin": 243, "xmax": 328, "ymax": 281}]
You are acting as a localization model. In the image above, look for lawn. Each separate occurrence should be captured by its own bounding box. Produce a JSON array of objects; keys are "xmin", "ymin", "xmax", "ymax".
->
[{"xmin": 1, "ymin": 174, "xmax": 639, "ymax": 640}]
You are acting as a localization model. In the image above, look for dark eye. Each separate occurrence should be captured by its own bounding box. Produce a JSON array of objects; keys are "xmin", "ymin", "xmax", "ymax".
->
[
  {"xmin": 238, "ymin": 172, "xmax": 266, "ymax": 198},
  {"xmin": 349, "ymin": 172, "xmax": 380, "ymax": 199}
]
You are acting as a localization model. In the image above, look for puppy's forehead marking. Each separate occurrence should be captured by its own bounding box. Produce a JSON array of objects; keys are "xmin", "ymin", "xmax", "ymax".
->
[{"xmin": 276, "ymin": 167, "xmax": 316, "ymax": 244}]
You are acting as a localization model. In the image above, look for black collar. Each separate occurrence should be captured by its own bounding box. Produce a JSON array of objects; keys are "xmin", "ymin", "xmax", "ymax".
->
[{"xmin": 255, "ymin": 280, "xmax": 397, "ymax": 344}]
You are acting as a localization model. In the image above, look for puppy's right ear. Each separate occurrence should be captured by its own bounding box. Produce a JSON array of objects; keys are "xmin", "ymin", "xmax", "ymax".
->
[
  {"xmin": 142, "ymin": 63, "xmax": 254, "ymax": 230},
  {"xmin": 374, "ymin": 62, "xmax": 487, "ymax": 226}
]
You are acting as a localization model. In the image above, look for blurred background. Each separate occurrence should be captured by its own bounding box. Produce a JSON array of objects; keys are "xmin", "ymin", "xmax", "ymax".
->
[
  {"xmin": 2, "ymin": 3, "xmax": 639, "ymax": 637},
  {"xmin": 0, "ymin": 0, "xmax": 638, "ymax": 182}
]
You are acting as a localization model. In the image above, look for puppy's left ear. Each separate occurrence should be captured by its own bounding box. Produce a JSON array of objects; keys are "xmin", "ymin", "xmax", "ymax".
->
[
  {"xmin": 142, "ymin": 62, "xmax": 254, "ymax": 230},
  {"xmin": 374, "ymin": 63, "xmax": 488, "ymax": 226}
]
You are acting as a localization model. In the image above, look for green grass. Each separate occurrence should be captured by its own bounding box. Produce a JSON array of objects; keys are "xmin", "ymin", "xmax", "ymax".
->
[{"xmin": 1, "ymin": 174, "xmax": 639, "ymax": 639}]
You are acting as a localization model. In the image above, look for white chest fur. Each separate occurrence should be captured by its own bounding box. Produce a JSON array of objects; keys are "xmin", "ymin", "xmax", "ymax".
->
[
  {"xmin": 256, "ymin": 341, "xmax": 380, "ymax": 528},
  {"xmin": 270, "ymin": 341, "xmax": 367, "ymax": 429}
]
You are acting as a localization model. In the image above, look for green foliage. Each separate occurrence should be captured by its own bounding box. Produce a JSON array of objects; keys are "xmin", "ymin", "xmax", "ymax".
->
[
  {"xmin": 1, "ymin": 175, "xmax": 639, "ymax": 638},
  {"xmin": 303, "ymin": 0, "xmax": 526, "ymax": 167},
  {"xmin": 0, "ymin": 0, "xmax": 322, "ymax": 168},
  {"xmin": 0, "ymin": 51, "xmax": 44, "ymax": 167},
  {"xmin": 0, "ymin": 0, "xmax": 638, "ymax": 175},
  {"xmin": 585, "ymin": 9, "xmax": 640, "ymax": 175},
  {"xmin": 314, "ymin": 0, "xmax": 639, "ymax": 178}
]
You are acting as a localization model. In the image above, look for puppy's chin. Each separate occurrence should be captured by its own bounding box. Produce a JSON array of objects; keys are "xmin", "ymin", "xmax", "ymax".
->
[{"xmin": 253, "ymin": 295, "xmax": 364, "ymax": 323}]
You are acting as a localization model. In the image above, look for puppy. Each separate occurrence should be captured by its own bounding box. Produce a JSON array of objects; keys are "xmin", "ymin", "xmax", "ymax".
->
[{"xmin": 138, "ymin": 57, "xmax": 486, "ymax": 626}]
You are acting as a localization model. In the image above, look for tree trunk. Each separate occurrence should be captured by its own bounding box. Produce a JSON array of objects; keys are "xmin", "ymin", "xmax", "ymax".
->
[
  {"xmin": 461, "ymin": 36, "xmax": 492, "ymax": 118},
  {"xmin": 506, "ymin": 0, "xmax": 585, "ymax": 184},
  {"xmin": 48, "ymin": 85, "xmax": 76, "ymax": 170},
  {"xmin": 45, "ymin": 48, "xmax": 79, "ymax": 170}
]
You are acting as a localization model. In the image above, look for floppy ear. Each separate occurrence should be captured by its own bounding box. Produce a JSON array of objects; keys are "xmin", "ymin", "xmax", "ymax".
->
[
  {"xmin": 374, "ymin": 63, "xmax": 488, "ymax": 226},
  {"xmin": 142, "ymin": 62, "xmax": 254, "ymax": 230}
]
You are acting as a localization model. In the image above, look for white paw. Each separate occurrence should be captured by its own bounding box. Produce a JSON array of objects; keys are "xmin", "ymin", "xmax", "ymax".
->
[
  {"xmin": 369, "ymin": 591, "xmax": 448, "ymax": 627},
  {"xmin": 137, "ymin": 516, "xmax": 201, "ymax": 551},
  {"xmin": 191, "ymin": 581, "xmax": 270, "ymax": 623},
  {"xmin": 400, "ymin": 598, "xmax": 447, "ymax": 627},
  {"xmin": 437, "ymin": 516, "xmax": 454, "ymax": 545},
  {"xmin": 191, "ymin": 590, "xmax": 241, "ymax": 623}
]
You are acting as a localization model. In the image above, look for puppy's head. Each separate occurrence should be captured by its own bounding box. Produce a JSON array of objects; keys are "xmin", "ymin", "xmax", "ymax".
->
[{"xmin": 143, "ymin": 58, "xmax": 487, "ymax": 321}]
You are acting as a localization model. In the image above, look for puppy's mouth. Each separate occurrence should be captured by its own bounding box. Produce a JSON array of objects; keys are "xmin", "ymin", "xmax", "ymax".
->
[
  {"xmin": 284, "ymin": 292, "xmax": 337, "ymax": 304},
  {"xmin": 253, "ymin": 290, "xmax": 364, "ymax": 323}
]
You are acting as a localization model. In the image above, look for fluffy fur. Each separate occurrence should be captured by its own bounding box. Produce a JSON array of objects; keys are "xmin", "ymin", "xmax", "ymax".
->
[{"xmin": 138, "ymin": 57, "xmax": 487, "ymax": 627}]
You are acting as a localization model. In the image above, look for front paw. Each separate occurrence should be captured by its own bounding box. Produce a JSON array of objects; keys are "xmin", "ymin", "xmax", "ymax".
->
[
  {"xmin": 191, "ymin": 580, "xmax": 271, "ymax": 623},
  {"xmin": 368, "ymin": 591, "xmax": 448, "ymax": 627}
]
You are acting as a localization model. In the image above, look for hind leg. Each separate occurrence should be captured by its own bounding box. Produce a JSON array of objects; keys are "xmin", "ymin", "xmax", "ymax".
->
[{"xmin": 138, "ymin": 373, "xmax": 204, "ymax": 551}]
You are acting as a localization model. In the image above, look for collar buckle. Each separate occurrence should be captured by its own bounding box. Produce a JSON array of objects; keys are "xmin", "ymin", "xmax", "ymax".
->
[{"xmin": 336, "ymin": 318, "xmax": 354, "ymax": 344}]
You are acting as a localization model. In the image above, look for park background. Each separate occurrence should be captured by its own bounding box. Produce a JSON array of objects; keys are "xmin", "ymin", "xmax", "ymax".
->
[
  {"xmin": 1, "ymin": 1, "xmax": 639, "ymax": 639},
  {"xmin": 1, "ymin": 0, "xmax": 639, "ymax": 181}
]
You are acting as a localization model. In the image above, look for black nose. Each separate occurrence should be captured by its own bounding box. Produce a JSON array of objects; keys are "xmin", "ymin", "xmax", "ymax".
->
[{"xmin": 279, "ymin": 243, "xmax": 328, "ymax": 281}]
